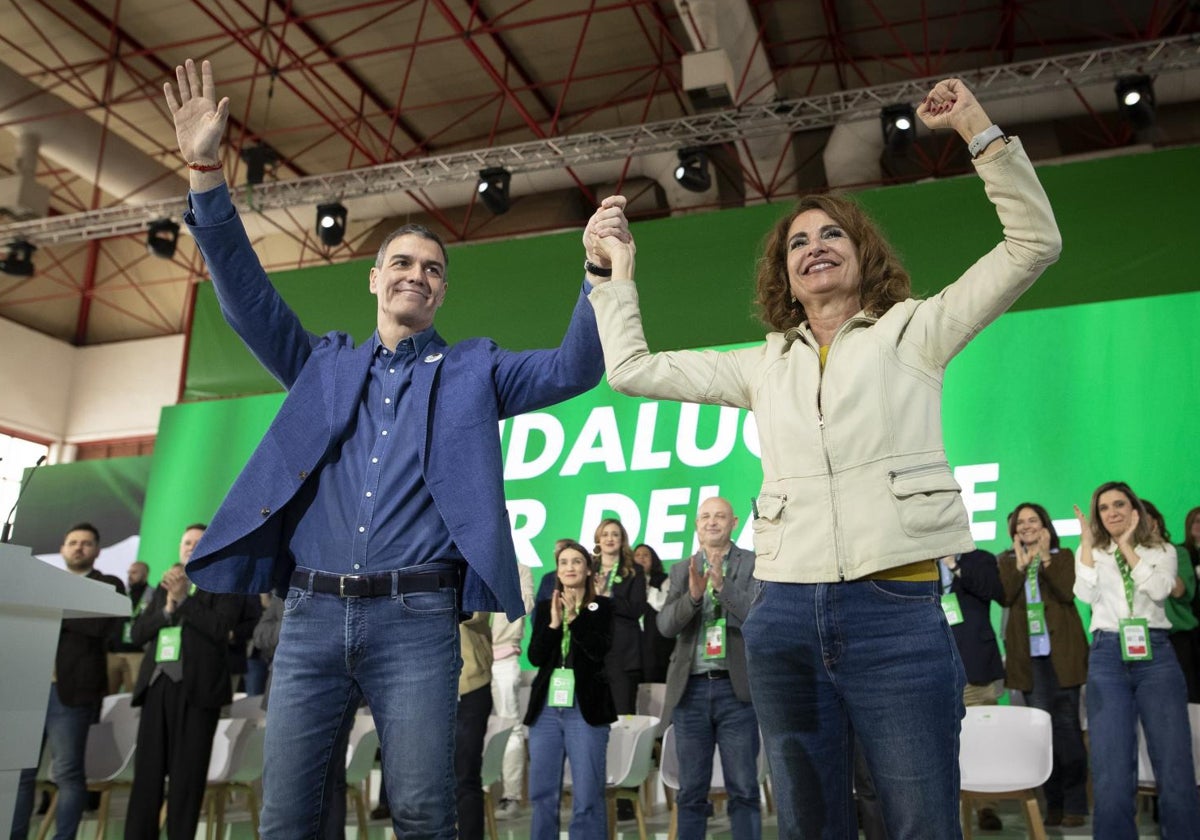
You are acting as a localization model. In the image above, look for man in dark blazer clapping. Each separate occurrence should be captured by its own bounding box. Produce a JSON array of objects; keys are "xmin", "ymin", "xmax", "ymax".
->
[{"xmin": 124, "ymin": 524, "xmax": 242, "ymax": 840}]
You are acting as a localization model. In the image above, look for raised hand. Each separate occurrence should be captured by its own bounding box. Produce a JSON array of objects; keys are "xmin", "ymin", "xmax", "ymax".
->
[
  {"xmin": 687, "ymin": 556, "xmax": 705, "ymax": 602},
  {"xmin": 1116, "ymin": 509, "xmax": 1141, "ymax": 549},
  {"xmin": 706, "ymin": 558, "xmax": 725, "ymax": 594},
  {"xmin": 1013, "ymin": 538, "xmax": 1032, "ymax": 573},
  {"xmin": 915, "ymin": 78, "xmax": 993, "ymax": 144},
  {"xmin": 549, "ymin": 590, "xmax": 564, "ymax": 629},
  {"xmin": 163, "ymin": 59, "xmax": 230, "ymax": 166},
  {"xmin": 583, "ymin": 195, "xmax": 634, "ymax": 280},
  {"xmin": 1036, "ymin": 527, "xmax": 1053, "ymax": 567}
]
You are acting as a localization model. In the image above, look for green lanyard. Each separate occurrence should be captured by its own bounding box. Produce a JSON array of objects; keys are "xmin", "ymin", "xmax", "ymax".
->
[
  {"xmin": 1114, "ymin": 548, "xmax": 1137, "ymax": 615},
  {"xmin": 704, "ymin": 563, "xmax": 723, "ymax": 619},
  {"xmin": 604, "ymin": 564, "xmax": 621, "ymax": 591},
  {"xmin": 1025, "ymin": 555, "xmax": 1041, "ymax": 600},
  {"xmin": 559, "ymin": 620, "xmax": 572, "ymax": 666}
]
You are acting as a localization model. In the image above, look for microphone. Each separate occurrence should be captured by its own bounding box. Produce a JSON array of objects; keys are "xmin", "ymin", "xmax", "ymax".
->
[{"xmin": 2, "ymin": 454, "xmax": 47, "ymax": 544}]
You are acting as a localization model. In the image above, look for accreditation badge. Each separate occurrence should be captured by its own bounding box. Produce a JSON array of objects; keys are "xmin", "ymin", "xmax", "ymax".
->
[
  {"xmin": 548, "ymin": 668, "xmax": 576, "ymax": 707},
  {"xmin": 121, "ymin": 620, "xmax": 134, "ymax": 645},
  {"xmin": 1118, "ymin": 618, "xmax": 1152, "ymax": 661},
  {"xmin": 155, "ymin": 626, "xmax": 182, "ymax": 662},
  {"xmin": 703, "ymin": 618, "xmax": 726, "ymax": 659},
  {"xmin": 940, "ymin": 593, "xmax": 964, "ymax": 626},
  {"xmin": 1026, "ymin": 602, "xmax": 1047, "ymax": 636}
]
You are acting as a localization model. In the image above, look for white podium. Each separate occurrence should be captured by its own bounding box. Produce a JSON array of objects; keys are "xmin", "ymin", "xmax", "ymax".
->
[{"xmin": 0, "ymin": 543, "xmax": 128, "ymax": 832}]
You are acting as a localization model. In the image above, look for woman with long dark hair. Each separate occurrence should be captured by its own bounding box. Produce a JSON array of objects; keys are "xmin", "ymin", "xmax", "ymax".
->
[
  {"xmin": 1074, "ymin": 481, "xmax": 1200, "ymax": 837},
  {"xmin": 525, "ymin": 541, "xmax": 616, "ymax": 840},
  {"xmin": 995, "ymin": 502, "xmax": 1089, "ymax": 827}
]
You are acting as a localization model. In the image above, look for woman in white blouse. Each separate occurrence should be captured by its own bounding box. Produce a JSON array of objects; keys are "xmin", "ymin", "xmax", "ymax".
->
[{"xmin": 1073, "ymin": 481, "xmax": 1200, "ymax": 837}]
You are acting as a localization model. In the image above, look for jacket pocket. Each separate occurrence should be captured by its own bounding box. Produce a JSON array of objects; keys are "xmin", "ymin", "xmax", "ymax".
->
[
  {"xmin": 752, "ymin": 492, "xmax": 787, "ymax": 562},
  {"xmin": 887, "ymin": 462, "xmax": 963, "ymax": 538}
]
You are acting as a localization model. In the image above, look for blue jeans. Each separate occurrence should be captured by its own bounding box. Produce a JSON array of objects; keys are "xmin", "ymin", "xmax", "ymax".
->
[
  {"xmin": 672, "ymin": 675, "xmax": 761, "ymax": 840},
  {"xmin": 1023, "ymin": 655, "xmax": 1087, "ymax": 816},
  {"xmin": 1087, "ymin": 630, "xmax": 1200, "ymax": 840},
  {"xmin": 527, "ymin": 701, "xmax": 609, "ymax": 840},
  {"xmin": 10, "ymin": 685, "xmax": 97, "ymax": 840},
  {"xmin": 742, "ymin": 579, "xmax": 965, "ymax": 840},
  {"xmin": 259, "ymin": 581, "xmax": 461, "ymax": 840}
]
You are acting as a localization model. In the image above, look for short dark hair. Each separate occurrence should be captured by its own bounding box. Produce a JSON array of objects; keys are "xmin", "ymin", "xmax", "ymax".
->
[
  {"xmin": 184, "ymin": 523, "xmax": 208, "ymax": 533},
  {"xmin": 1005, "ymin": 503, "xmax": 1060, "ymax": 550},
  {"xmin": 66, "ymin": 522, "xmax": 100, "ymax": 543},
  {"xmin": 375, "ymin": 224, "xmax": 449, "ymax": 276},
  {"xmin": 755, "ymin": 193, "xmax": 912, "ymax": 331}
]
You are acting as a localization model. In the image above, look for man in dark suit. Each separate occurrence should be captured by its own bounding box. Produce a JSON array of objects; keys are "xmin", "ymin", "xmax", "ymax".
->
[
  {"xmin": 939, "ymin": 548, "xmax": 1006, "ymax": 831},
  {"xmin": 123, "ymin": 524, "xmax": 242, "ymax": 840},
  {"xmin": 658, "ymin": 497, "xmax": 761, "ymax": 840},
  {"xmin": 10, "ymin": 523, "xmax": 125, "ymax": 840},
  {"xmin": 163, "ymin": 59, "xmax": 607, "ymax": 839}
]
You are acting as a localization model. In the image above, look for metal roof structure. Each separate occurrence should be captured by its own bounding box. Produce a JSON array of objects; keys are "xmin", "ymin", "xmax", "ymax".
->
[{"xmin": 1, "ymin": 0, "xmax": 1197, "ymax": 345}]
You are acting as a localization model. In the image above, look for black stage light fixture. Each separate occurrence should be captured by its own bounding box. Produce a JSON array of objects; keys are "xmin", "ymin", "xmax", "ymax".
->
[
  {"xmin": 147, "ymin": 219, "xmax": 180, "ymax": 260},
  {"xmin": 1116, "ymin": 75, "xmax": 1155, "ymax": 130},
  {"xmin": 0, "ymin": 240, "xmax": 35, "ymax": 277},
  {"xmin": 476, "ymin": 167, "xmax": 512, "ymax": 215},
  {"xmin": 315, "ymin": 202, "xmax": 348, "ymax": 247},
  {"xmin": 240, "ymin": 144, "xmax": 279, "ymax": 186},
  {"xmin": 881, "ymin": 104, "xmax": 917, "ymax": 154},
  {"xmin": 673, "ymin": 148, "xmax": 711, "ymax": 193}
]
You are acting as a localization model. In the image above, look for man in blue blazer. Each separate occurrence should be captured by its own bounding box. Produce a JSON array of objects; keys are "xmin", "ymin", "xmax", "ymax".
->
[{"xmin": 165, "ymin": 59, "xmax": 615, "ymax": 839}]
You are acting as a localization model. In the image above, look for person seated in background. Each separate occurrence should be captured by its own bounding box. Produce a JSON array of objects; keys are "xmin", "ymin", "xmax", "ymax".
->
[
  {"xmin": 525, "ymin": 541, "xmax": 616, "ymax": 840},
  {"xmin": 657, "ymin": 497, "xmax": 761, "ymax": 840},
  {"xmin": 939, "ymin": 549, "xmax": 1006, "ymax": 832},
  {"xmin": 1074, "ymin": 481, "xmax": 1200, "ymax": 837},
  {"xmin": 124, "ymin": 524, "xmax": 243, "ymax": 840},
  {"xmin": 997, "ymin": 502, "xmax": 1089, "ymax": 828}
]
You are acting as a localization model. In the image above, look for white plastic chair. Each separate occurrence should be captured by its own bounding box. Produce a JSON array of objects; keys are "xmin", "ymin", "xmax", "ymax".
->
[
  {"xmin": 959, "ymin": 705, "xmax": 1052, "ymax": 840},
  {"xmin": 603, "ymin": 714, "xmax": 659, "ymax": 840},
  {"xmin": 36, "ymin": 693, "xmax": 139, "ymax": 840},
  {"xmin": 480, "ymin": 715, "xmax": 519, "ymax": 840},
  {"xmin": 658, "ymin": 723, "xmax": 769, "ymax": 840},
  {"xmin": 634, "ymin": 682, "xmax": 668, "ymax": 813},
  {"xmin": 226, "ymin": 693, "xmax": 267, "ymax": 721},
  {"xmin": 344, "ymin": 713, "xmax": 380, "ymax": 839},
  {"xmin": 203, "ymin": 717, "xmax": 266, "ymax": 840}
]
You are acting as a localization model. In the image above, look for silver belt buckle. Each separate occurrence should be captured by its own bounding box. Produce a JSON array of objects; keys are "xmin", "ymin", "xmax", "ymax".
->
[{"xmin": 339, "ymin": 574, "xmax": 361, "ymax": 597}]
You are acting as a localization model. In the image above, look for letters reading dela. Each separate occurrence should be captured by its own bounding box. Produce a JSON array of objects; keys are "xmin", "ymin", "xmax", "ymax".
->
[{"xmin": 499, "ymin": 402, "xmax": 762, "ymax": 480}]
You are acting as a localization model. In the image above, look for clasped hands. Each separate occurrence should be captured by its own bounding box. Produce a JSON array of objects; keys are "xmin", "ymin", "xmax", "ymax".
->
[{"xmin": 548, "ymin": 587, "xmax": 583, "ymax": 630}]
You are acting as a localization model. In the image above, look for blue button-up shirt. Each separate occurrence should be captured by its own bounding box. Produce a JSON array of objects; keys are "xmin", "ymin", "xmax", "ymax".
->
[{"xmin": 286, "ymin": 329, "xmax": 460, "ymax": 574}]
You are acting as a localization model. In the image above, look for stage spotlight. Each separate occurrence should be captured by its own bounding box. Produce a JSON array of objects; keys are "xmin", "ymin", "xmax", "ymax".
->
[
  {"xmin": 0, "ymin": 240, "xmax": 35, "ymax": 277},
  {"xmin": 1116, "ymin": 75, "xmax": 1155, "ymax": 130},
  {"xmin": 147, "ymin": 219, "xmax": 180, "ymax": 260},
  {"xmin": 673, "ymin": 148, "xmax": 711, "ymax": 193},
  {"xmin": 476, "ymin": 167, "xmax": 512, "ymax": 215},
  {"xmin": 315, "ymin": 202, "xmax": 348, "ymax": 247},
  {"xmin": 881, "ymin": 104, "xmax": 916, "ymax": 154},
  {"xmin": 240, "ymin": 144, "xmax": 279, "ymax": 186}
]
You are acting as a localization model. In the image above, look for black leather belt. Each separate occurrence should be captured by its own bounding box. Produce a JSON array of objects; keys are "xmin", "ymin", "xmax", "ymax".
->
[
  {"xmin": 291, "ymin": 568, "xmax": 458, "ymax": 598},
  {"xmin": 691, "ymin": 670, "xmax": 730, "ymax": 680}
]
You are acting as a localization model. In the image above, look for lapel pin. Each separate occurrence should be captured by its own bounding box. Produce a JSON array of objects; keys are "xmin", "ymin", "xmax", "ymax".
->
[{"xmin": 424, "ymin": 353, "xmax": 443, "ymax": 363}]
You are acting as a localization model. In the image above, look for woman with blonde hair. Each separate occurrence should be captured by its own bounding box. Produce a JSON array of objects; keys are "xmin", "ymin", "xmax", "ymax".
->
[
  {"xmin": 592, "ymin": 518, "xmax": 646, "ymax": 715},
  {"xmin": 1074, "ymin": 481, "xmax": 1200, "ymax": 837}
]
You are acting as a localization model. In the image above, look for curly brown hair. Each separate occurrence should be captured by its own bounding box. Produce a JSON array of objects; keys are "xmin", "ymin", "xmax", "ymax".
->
[{"xmin": 754, "ymin": 193, "xmax": 912, "ymax": 331}]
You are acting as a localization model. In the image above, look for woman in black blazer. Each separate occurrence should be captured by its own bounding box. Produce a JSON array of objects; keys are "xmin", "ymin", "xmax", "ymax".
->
[
  {"xmin": 525, "ymin": 540, "xmax": 616, "ymax": 840},
  {"xmin": 593, "ymin": 518, "xmax": 646, "ymax": 714}
]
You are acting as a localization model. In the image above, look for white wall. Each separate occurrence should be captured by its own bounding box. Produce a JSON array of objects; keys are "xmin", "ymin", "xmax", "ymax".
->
[{"xmin": 0, "ymin": 318, "xmax": 183, "ymax": 451}]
